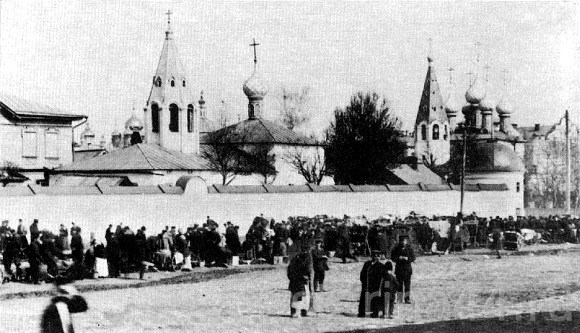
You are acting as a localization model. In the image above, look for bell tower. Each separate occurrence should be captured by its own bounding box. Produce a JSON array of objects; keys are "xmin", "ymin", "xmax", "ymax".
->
[
  {"xmin": 143, "ymin": 11, "xmax": 199, "ymax": 154},
  {"xmin": 413, "ymin": 40, "xmax": 450, "ymax": 166}
]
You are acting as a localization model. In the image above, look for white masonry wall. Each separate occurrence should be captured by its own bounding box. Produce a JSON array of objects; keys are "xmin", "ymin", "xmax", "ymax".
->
[{"xmin": 0, "ymin": 187, "xmax": 517, "ymax": 243}]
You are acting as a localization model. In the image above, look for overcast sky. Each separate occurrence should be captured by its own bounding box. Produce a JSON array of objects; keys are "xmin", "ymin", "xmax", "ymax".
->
[{"xmin": 0, "ymin": 1, "xmax": 578, "ymax": 138}]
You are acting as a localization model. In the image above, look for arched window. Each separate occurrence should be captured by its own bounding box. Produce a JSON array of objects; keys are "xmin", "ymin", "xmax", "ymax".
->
[
  {"xmin": 444, "ymin": 125, "xmax": 448, "ymax": 140},
  {"xmin": 187, "ymin": 104, "xmax": 194, "ymax": 133},
  {"xmin": 154, "ymin": 77, "xmax": 162, "ymax": 87},
  {"xmin": 182, "ymin": 80, "xmax": 186, "ymax": 87},
  {"xmin": 432, "ymin": 124, "xmax": 440, "ymax": 140},
  {"xmin": 170, "ymin": 77, "xmax": 175, "ymax": 87},
  {"xmin": 421, "ymin": 124, "xmax": 427, "ymax": 140},
  {"xmin": 169, "ymin": 104, "xmax": 179, "ymax": 132},
  {"xmin": 151, "ymin": 103, "xmax": 160, "ymax": 133}
]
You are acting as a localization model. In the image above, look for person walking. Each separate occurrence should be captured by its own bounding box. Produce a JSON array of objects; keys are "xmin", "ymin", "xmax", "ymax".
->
[
  {"xmin": 287, "ymin": 247, "xmax": 314, "ymax": 318},
  {"xmin": 40, "ymin": 278, "xmax": 88, "ymax": 333},
  {"xmin": 391, "ymin": 236, "xmax": 415, "ymax": 304}
]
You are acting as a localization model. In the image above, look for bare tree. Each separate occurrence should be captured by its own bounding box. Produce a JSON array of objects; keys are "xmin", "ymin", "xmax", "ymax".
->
[
  {"xmin": 277, "ymin": 86, "xmax": 312, "ymax": 130},
  {"xmin": 284, "ymin": 147, "xmax": 327, "ymax": 185},
  {"xmin": 203, "ymin": 130, "xmax": 277, "ymax": 185}
]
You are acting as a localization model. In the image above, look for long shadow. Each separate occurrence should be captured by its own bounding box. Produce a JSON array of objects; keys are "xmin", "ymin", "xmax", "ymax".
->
[{"xmin": 328, "ymin": 311, "xmax": 580, "ymax": 333}]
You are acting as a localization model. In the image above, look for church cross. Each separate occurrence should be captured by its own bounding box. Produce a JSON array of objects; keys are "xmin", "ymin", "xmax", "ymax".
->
[
  {"xmin": 466, "ymin": 70, "xmax": 474, "ymax": 87},
  {"xmin": 250, "ymin": 38, "xmax": 260, "ymax": 64},
  {"xmin": 483, "ymin": 64, "xmax": 491, "ymax": 83},
  {"xmin": 427, "ymin": 37, "xmax": 433, "ymax": 59},
  {"xmin": 447, "ymin": 67, "xmax": 454, "ymax": 85},
  {"xmin": 166, "ymin": 10, "xmax": 173, "ymax": 26},
  {"xmin": 475, "ymin": 41, "xmax": 482, "ymax": 65}
]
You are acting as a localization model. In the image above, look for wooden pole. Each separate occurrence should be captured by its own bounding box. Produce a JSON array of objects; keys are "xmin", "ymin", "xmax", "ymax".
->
[
  {"xmin": 566, "ymin": 110, "xmax": 571, "ymax": 215},
  {"xmin": 460, "ymin": 127, "xmax": 467, "ymax": 216}
]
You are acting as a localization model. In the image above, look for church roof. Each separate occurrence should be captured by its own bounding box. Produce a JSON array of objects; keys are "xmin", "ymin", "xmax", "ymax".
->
[
  {"xmin": 0, "ymin": 93, "xmax": 86, "ymax": 120},
  {"xmin": 207, "ymin": 118, "xmax": 319, "ymax": 146},
  {"xmin": 58, "ymin": 143, "xmax": 211, "ymax": 172},
  {"xmin": 415, "ymin": 58, "xmax": 448, "ymax": 127}
]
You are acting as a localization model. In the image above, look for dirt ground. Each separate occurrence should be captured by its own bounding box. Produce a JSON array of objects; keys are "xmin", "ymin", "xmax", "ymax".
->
[{"xmin": 2, "ymin": 246, "xmax": 580, "ymax": 333}]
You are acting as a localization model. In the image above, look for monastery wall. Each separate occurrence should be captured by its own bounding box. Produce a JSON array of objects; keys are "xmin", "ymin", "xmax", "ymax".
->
[{"xmin": 0, "ymin": 182, "xmax": 518, "ymax": 242}]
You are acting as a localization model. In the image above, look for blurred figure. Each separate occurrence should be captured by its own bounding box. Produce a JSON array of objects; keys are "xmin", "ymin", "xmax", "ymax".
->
[
  {"xmin": 40, "ymin": 278, "xmax": 88, "ymax": 333},
  {"xmin": 287, "ymin": 247, "xmax": 314, "ymax": 318}
]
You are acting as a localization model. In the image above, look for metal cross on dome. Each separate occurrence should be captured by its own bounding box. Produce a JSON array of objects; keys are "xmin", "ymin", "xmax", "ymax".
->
[
  {"xmin": 250, "ymin": 38, "xmax": 260, "ymax": 64},
  {"xmin": 166, "ymin": 10, "xmax": 173, "ymax": 26}
]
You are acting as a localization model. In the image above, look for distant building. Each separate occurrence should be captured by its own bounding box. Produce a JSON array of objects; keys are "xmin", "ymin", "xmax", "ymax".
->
[
  {"xmin": 0, "ymin": 93, "xmax": 86, "ymax": 184},
  {"xmin": 55, "ymin": 15, "xmax": 330, "ymax": 186},
  {"xmin": 517, "ymin": 119, "xmax": 580, "ymax": 209}
]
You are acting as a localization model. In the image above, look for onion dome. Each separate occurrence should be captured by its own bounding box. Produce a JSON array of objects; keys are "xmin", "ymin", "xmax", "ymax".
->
[
  {"xmin": 444, "ymin": 93, "xmax": 461, "ymax": 115},
  {"xmin": 496, "ymin": 98, "xmax": 513, "ymax": 115},
  {"xmin": 462, "ymin": 102, "xmax": 473, "ymax": 114},
  {"xmin": 243, "ymin": 66, "xmax": 269, "ymax": 99},
  {"xmin": 479, "ymin": 97, "xmax": 495, "ymax": 112},
  {"xmin": 125, "ymin": 114, "xmax": 144, "ymax": 131},
  {"xmin": 465, "ymin": 78, "xmax": 486, "ymax": 104}
]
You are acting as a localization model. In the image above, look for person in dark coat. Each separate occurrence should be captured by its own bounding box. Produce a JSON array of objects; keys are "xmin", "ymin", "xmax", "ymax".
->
[
  {"xmin": 70, "ymin": 229, "xmax": 84, "ymax": 280},
  {"xmin": 358, "ymin": 250, "xmax": 390, "ymax": 318},
  {"xmin": 225, "ymin": 222, "xmax": 242, "ymax": 255},
  {"xmin": 30, "ymin": 219, "xmax": 40, "ymax": 242},
  {"xmin": 391, "ymin": 236, "xmax": 415, "ymax": 304},
  {"xmin": 287, "ymin": 249, "xmax": 314, "ymax": 318},
  {"xmin": 312, "ymin": 239, "xmax": 329, "ymax": 292},
  {"xmin": 28, "ymin": 235, "xmax": 43, "ymax": 284},
  {"xmin": 106, "ymin": 233, "xmax": 120, "ymax": 278},
  {"xmin": 135, "ymin": 227, "xmax": 150, "ymax": 279},
  {"xmin": 40, "ymin": 278, "xmax": 88, "ymax": 333}
]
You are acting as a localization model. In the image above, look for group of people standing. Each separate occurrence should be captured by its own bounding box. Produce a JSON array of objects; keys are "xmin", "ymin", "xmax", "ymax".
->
[{"xmin": 287, "ymin": 235, "xmax": 415, "ymax": 319}]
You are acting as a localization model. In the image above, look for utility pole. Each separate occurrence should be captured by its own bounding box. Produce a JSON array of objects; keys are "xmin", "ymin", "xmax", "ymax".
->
[
  {"xmin": 460, "ymin": 125, "xmax": 467, "ymax": 216},
  {"xmin": 566, "ymin": 110, "xmax": 571, "ymax": 215}
]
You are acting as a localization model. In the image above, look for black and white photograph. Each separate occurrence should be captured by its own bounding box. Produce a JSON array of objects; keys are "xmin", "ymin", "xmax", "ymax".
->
[{"xmin": 0, "ymin": 1, "xmax": 579, "ymax": 332}]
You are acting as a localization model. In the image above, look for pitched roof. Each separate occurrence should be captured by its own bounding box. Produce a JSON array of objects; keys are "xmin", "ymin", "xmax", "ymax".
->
[
  {"xmin": 0, "ymin": 93, "xmax": 86, "ymax": 120},
  {"xmin": 207, "ymin": 118, "xmax": 319, "ymax": 146},
  {"xmin": 415, "ymin": 58, "xmax": 448, "ymax": 127},
  {"xmin": 58, "ymin": 143, "xmax": 212, "ymax": 172}
]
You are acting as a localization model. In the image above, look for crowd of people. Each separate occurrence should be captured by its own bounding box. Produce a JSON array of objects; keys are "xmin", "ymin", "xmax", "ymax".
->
[{"xmin": 1, "ymin": 213, "xmax": 579, "ymax": 285}]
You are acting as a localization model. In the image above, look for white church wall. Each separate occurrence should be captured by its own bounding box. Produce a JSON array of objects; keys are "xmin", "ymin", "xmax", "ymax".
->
[{"xmin": 0, "ymin": 186, "xmax": 518, "ymax": 243}]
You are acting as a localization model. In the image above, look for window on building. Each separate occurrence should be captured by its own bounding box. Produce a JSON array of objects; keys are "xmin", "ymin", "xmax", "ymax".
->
[
  {"xmin": 45, "ymin": 130, "xmax": 59, "ymax": 159},
  {"xmin": 421, "ymin": 124, "xmax": 427, "ymax": 140},
  {"xmin": 516, "ymin": 182, "xmax": 521, "ymax": 193},
  {"xmin": 444, "ymin": 125, "xmax": 448, "ymax": 140},
  {"xmin": 170, "ymin": 77, "xmax": 175, "ymax": 87},
  {"xmin": 22, "ymin": 130, "xmax": 37, "ymax": 157},
  {"xmin": 187, "ymin": 104, "xmax": 194, "ymax": 133},
  {"xmin": 154, "ymin": 76, "xmax": 162, "ymax": 87},
  {"xmin": 432, "ymin": 124, "xmax": 440, "ymax": 140},
  {"xmin": 151, "ymin": 103, "xmax": 160, "ymax": 133},
  {"xmin": 169, "ymin": 103, "xmax": 179, "ymax": 132},
  {"xmin": 182, "ymin": 80, "xmax": 186, "ymax": 87}
]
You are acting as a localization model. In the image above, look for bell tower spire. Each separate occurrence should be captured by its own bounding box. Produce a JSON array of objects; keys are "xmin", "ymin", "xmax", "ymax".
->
[
  {"xmin": 413, "ymin": 38, "xmax": 450, "ymax": 166},
  {"xmin": 143, "ymin": 11, "xmax": 199, "ymax": 154}
]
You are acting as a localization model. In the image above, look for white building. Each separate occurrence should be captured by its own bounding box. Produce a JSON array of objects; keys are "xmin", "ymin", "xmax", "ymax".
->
[{"xmin": 0, "ymin": 93, "xmax": 86, "ymax": 184}]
